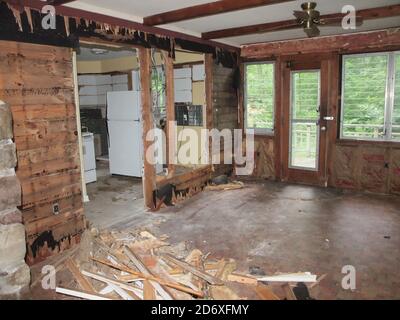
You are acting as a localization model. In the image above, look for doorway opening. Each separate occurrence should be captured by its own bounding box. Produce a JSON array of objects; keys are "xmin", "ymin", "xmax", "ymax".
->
[{"xmin": 75, "ymin": 43, "xmax": 145, "ymax": 229}]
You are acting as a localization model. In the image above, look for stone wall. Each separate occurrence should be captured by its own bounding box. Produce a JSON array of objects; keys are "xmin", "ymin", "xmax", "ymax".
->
[{"xmin": 0, "ymin": 101, "xmax": 30, "ymax": 296}]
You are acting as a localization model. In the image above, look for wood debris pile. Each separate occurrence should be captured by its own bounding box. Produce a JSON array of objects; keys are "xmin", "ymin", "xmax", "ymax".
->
[{"xmin": 51, "ymin": 228, "xmax": 320, "ymax": 300}]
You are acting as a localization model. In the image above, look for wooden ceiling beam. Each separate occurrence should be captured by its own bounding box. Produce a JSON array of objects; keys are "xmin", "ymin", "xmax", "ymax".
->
[
  {"xmin": 241, "ymin": 28, "xmax": 400, "ymax": 58},
  {"xmin": 143, "ymin": 0, "xmax": 295, "ymax": 26},
  {"xmin": 202, "ymin": 4, "xmax": 400, "ymax": 40},
  {"xmin": 48, "ymin": 0, "xmax": 76, "ymax": 6}
]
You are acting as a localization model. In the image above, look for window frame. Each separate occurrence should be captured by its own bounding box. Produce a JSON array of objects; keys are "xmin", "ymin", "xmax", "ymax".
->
[
  {"xmin": 340, "ymin": 51, "xmax": 399, "ymax": 142},
  {"xmin": 244, "ymin": 61, "xmax": 276, "ymax": 136}
]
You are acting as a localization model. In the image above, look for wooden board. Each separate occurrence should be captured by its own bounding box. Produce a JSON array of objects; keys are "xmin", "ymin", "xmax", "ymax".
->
[{"xmin": 0, "ymin": 40, "xmax": 85, "ymax": 264}]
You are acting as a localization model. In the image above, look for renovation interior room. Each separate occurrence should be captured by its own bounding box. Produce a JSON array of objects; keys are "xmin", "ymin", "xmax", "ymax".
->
[{"xmin": 0, "ymin": 0, "xmax": 399, "ymax": 302}]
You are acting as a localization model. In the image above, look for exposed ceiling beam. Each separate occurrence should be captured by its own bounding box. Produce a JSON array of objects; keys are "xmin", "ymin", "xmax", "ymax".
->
[
  {"xmin": 241, "ymin": 28, "xmax": 400, "ymax": 58},
  {"xmin": 47, "ymin": 0, "xmax": 76, "ymax": 6},
  {"xmin": 143, "ymin": 0, "xmax": 295, "ymax": 26},
  {"xmin": 202, "ymin": 4, "xmax": 400, "ymax": 40},
  {"xmin": 4, "ymin": 0, "xmax": 239, "ymax": 52}
]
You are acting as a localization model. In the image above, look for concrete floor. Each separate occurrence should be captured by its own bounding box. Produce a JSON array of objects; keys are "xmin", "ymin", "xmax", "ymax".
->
[{"xmin": 85, "ymin": 166, "xmax": 400, "ymax": 300}]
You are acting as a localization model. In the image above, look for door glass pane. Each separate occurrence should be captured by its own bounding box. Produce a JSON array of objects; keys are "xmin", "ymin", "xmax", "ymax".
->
[
  {"xmin": 290, "ymin": 71, "xmax": 320, "ymax": 170},
  {"xmin": 292, "ymin": 72, "xmax": 320, "ymax": 120},
  {"xmin": 290, "ymin": 123, "xmax": 318, "ymax": 169},
  {"xmin": 393, "ymin": 54, "xmax": 400, "ymax": 140}
]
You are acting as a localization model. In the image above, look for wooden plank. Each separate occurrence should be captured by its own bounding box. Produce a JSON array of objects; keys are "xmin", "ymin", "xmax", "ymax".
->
[
  {"xmin": 0, "ymin": 41, "xmax": 72, "ymax": 61},
  {"xmin": 227, "ymin": 273, "xmax": 258, "ymax": 285},
  {"xmin": 65, "ymin": 258, "xmax": 96, "ymax": 293},
  {"xmin": 255, "ymin": 284, "xmax": 280, "ymax": 300},
  {"xmin": 0, "ymin": 88, "xmax": 75, "ymax": 105},
  {"xmin": 203, "ymin": 4, "xmax": 400, "ymax": 39},
  {"xmin": 13, "ymin": 117, "xmax": 77, "ymax": 138},
  {"xmin": 143, "ymin": 0, "xmax": 294, "ymax": 26},
  {"xmin": 16, "ymin": 157, "xmax": 80, "ymax": 180},
  {"xmin": 205, "ymin": 54, "xmax": 214, "ymax": 133},
  {"xmin": 123, "ymin": 246, "xmax": 174, "ymax": 300},
  {"xmin": 11, "ymin": 104, "xmax": 76, "ymax": 121},
  {"xmin": 0, "ymin": 56, "xmax": 73, "ymax": 78},
  {"xmin": 139, "ymin": 47, "xmax": 156, "ymax": 210},
  {"xmin": 282, "ymin": 284, "xmax": 297, "ymax": 300},
  {"xmin": 257, "ymin": 273, "xmax": 317, "ymax": 283},
  {"xmin": 203, "ymin": 20, "xmax": 298, "ymax": 40},
  {"xmin": 92, "ymin": 257, "xmax": 204, "ymax": 298},
  {"xmin": 157, "ymin": 165, "xmax": 212, "ymax": 188},
  {"xmin": 21, "ymin": 182, "xmax": 81, "ymax": 209},
  {"xmin": 1, "ymin": 74, "xmax": 73, "ymax": 90},
  {"xmin": 25, "ymin": 208, "xmax": 84, "ymax": 236},
  {"xmin": 20, "ymin": 171, "xmax": 81, "ymax": 197},
  {"xmin": 16, "ymin": 143, "xmax": 78, "ymax": 167},
  {"xmin": 242, "ymin": 28, "xmax": 400, "ymax": 59},
  {"xmin": 81, "ymin": 270, "xmax": 142, "ymax": 299},
  {"xmin": 162, "ymin": 254, "xmax": 224, "ymax": 286},
  {"xmin": 14, "ymin": 131, "xmax": 78, "ymax": 151},
  {"xmin": 162, "ymin": 51, "xmax": 176, "ymax": 174},
  {"xmin": 143, "ymin": 280, "xmax": 156, "ymax": 300}
]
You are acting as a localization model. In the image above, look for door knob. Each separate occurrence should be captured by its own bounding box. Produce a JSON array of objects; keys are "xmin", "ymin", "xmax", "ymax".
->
[
  {"xmin": 321, "ymin": 126, "xmax": 327, "ymax": 131},
  {"xmin": 323, "ymin": 116, "xmax": 335, "ymax": 121}
]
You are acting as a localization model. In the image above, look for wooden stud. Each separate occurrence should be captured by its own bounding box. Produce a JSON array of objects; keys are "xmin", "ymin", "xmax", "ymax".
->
[
  {"xmin": 139, "ymin": 47, "xmax": 157, "ymax": 210},
  {"xmin": 162, "ymin": 51, "xmax": 176, "ymax": 175}
]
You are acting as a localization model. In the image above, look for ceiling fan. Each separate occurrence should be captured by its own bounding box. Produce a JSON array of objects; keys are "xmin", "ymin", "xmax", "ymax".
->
[{"xmin": 293, "ymin": 2, "xmax": 364, "ymax": 38}]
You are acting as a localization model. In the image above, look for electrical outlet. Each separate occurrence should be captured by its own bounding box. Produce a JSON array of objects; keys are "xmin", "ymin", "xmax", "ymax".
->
[
  {"xmin": 384, "ymin": 163, "xmax": 390, "ymax": 169},
  {"xmin": 53, "ymin": 203, "xmax": 60, "ymax": 215}
]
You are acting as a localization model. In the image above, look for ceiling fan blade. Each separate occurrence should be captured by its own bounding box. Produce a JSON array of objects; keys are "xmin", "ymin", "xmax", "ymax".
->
[
  {"xmin": 293, "ymin": 10, "xmax": 309, "ymax": 21},
  {"xmin": 309, "ymin": 10, "xmax": 320, "ymax": 21},
  {"xmin": 319, "ymin": 16, "xmax": 364, "ymax": 27},
  {"xmin": 304, "ymin": 24, "xmax": 320, "ymax": 37}
]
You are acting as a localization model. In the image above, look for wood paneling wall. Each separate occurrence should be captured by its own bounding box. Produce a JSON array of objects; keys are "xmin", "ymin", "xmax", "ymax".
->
[{"xmin": 0, "ymin": 41, "xmax": 85, "ymax": 264}]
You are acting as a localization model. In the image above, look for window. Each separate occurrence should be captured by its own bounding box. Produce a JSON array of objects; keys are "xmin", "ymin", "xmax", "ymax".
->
[
  {"xmin": 245, "ymin": 62, "xmax": 275, "ymax": 134},
  {"xmin": 341, "ymin": 52, "xmax": 400, "ymax": 141}
]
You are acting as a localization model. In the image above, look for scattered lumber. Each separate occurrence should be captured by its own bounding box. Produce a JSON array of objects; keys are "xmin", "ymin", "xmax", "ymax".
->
[
  {"xmin": 52, "ymin": 227, "xmax": 320, "ymax": 301},
  {"xmin": 81, "ymin": 270, "xmax": 143, "ymax": 299},
  {"xmin": 92, "ymin": 256, "xmax": 204, "ymax": 298},
  {"xmin": 162, "ymin": 254, "xmax": 224, "ymax": 286},
  {"xmin": 205, "ymin": 181, "xmax": 244, "ymax": 191},
  {"xmin": 143, "ymin": 280, "xmax": 157, "ymax": 300},
  {"xmin": 65, "ymin": 258, "xmax": 96, "ymax": 293},
  {"xmin": 124, "ymin": 246, "xmax": 174, "ymax": 300}
]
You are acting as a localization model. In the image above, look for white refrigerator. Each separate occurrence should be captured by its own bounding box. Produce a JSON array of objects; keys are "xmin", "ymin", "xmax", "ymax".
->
[{"xmin": 107, "ymin": 91, "xmax": 143, "ymax": 177}]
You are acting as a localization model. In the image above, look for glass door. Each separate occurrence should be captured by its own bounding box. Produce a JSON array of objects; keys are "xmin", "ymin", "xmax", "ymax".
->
[{"xmin": 289, "ymin": 70, "xmax": 321, "ymax": 171}]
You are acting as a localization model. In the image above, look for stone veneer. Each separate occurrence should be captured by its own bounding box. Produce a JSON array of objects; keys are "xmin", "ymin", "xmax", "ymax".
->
[{"xmin": 0, "ymin": 101, "xmax": 30, "ymax": 296}]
